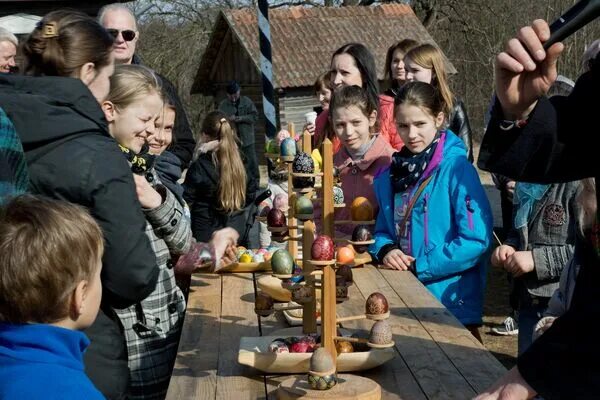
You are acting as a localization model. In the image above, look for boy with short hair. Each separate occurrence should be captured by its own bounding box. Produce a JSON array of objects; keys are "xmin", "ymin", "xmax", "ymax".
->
[{"xmin": 0, "ymin": 195, "xmax": 105, "ymax": 399}]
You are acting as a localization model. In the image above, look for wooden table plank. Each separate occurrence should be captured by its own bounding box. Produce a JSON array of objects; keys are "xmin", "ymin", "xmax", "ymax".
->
[
  {"xmin": 339, "ymin": 279, "xmax": 427, "ymax": 400},
  {"xmin": 353, "ymin": 266, "xmax": 477, "ymax": 399},
  {"xmin": 167, "ymin": 274, "xmax": 221, "ymax": 400},
  {"xmin": 216, "ymin": 273, "xmax": 268, "ymax": 400},
  {"xmin": 378, "ymin": 267, "xmax": 506, "ymax": 393}
]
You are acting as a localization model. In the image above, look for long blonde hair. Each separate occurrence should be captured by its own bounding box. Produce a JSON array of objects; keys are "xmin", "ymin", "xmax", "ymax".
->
[
  {"xmin": 201, "ymin": 111, "xmax": 247, "ymax": 213},
  {"xmin": 405, "ymin": 44, "xmax": 454, "ymax": 116},
  {"xmin": 106, "ymin": 64, "xmax": 162, "ymax": 110}
]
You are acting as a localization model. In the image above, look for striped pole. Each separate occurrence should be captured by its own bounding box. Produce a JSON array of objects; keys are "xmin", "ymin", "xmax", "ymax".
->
[{"xmin": 258, "ymin": 0, "xmax": 277, "ymax": 139}]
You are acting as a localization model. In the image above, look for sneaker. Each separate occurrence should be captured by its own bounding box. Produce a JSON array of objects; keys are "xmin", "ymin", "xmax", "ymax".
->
[{"xmin": 491, "ymin": 316, "xmax": 519, "ymax": 336}]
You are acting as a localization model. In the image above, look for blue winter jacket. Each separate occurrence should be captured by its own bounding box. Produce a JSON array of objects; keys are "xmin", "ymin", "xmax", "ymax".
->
[
  {"xmin": 369, "ymin": 132, "xmax": 493, "ymax": 324},
  {"xmin": 0, "ymin": 323, "xmax": 104, "ymax": 399}
]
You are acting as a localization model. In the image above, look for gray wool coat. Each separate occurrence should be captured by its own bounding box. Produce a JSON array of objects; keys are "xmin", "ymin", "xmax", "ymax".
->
[{"xmin": 504, "ymin": 181, "xmax": 582, "ymax": 298}]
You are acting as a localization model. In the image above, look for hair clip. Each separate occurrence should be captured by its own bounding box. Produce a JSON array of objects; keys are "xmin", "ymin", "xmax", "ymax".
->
[
  {"xmin": 219, "ymin": 118, "xmax": 227, "ymax": 124},
  {"xmin": 42, "ymin": 22, "xmax": 59, "ymax": 39}
]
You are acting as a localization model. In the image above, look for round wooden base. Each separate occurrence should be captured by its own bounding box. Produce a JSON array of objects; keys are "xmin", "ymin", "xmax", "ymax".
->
[{"xmin": 277, "ymin": 374, "xmax": 381, "ymax": 400}]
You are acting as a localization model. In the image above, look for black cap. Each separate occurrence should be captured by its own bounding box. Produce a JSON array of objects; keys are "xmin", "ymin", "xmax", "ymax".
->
[{"xmin": 226, "ymin": 80, "xmax": 240, "ymax": 94}]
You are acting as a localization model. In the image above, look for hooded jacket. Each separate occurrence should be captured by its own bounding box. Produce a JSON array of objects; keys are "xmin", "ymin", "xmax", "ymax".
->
[
  {"xmin": 370, "ymin": 132, "xmax": 492, "ymax": 324},
  {"xmin": 0, "ymin": 323, "xmax": 104, "ymax": 399},
  {"xmin": 0, "ymin": 74, "xmax": 158, "ymax": 308}
]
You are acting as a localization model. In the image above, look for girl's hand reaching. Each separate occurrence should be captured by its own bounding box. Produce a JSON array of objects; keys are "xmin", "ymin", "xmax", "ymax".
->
[
  {"xmin": 382, "ymin": 249, "xmax": 415, "ymax": 271},
  {"xmin": 210, "ymin": 228, "xmax": 239, "ymax": 272}
]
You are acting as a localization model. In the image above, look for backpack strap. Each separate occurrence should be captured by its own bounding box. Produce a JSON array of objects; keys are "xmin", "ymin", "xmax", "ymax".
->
[{"xmin": 397, "ymin": 175, "xmax": 433, "ymax": 237}]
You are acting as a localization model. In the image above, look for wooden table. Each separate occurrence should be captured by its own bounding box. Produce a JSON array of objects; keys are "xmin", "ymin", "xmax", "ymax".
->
[{"xmin": 166, "ymin": 265, "xmax": 506, "ymax": 399}]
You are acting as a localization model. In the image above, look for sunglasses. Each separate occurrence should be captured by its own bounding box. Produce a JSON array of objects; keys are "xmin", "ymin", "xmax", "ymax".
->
[{"xmin": 107, "ymin": 29, "xmax": 136, "ymax": 42}]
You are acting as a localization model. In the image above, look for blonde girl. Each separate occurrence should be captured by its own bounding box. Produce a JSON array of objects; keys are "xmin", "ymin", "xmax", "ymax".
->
[
  {"xmin": 102, "ymin": 64, "xmax": 193, "ymax": 399},
  {"xmin": 404, "ymin": 44, "xmax": 474, "ymax": 162},
  {"xmin": 184, "ymin": 110, "xmax": 258, "ymax": 243}
]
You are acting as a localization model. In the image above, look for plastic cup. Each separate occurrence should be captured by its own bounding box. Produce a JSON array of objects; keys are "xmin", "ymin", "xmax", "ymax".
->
[{"xmin": 304, "ymin": 111, "xmax": 318, "ymax": 125}]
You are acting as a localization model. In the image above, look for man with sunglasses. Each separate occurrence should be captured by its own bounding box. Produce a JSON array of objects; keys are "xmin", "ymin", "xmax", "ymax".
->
[{"xmin": 98, "ymin": 4, "xmax": 196, "ymax": 170}]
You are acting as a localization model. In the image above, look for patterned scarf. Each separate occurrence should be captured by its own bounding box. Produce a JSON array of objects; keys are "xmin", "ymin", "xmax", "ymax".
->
[
  {"xmin": 118, "ymin": 143, "xmax": 156, "ymax": 175},
  {"xmin": 0, "ymin": 108, "xmax": 28, "ymax": 204},
  {"xmin": 390, "ymin": 131, "xmax": 441, "ymax": 193},
  {"xmin": 513, "ymin": 182, "xmax": 551, "ymax": 229}
]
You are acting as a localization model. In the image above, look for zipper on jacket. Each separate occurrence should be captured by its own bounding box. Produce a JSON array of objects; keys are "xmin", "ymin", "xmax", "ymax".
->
[
  {"xmin": 423, "ymin": 194, "xmax": 429, "ymax": 247},
  {"xmin": 466, "ymin": 195, "xmax": 474, "ymax": 230}
]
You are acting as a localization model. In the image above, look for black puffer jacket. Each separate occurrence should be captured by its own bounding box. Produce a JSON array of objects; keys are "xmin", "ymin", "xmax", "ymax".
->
[
  {"xmin": 0, "ymin": 75, "xmax": 158, "ymax": 306},
  {"xmin": 183, "ymin": 151, "xmax": 258, "ymax": 243},
  {"xmin": 448, "ymin": 98, "xmax": 474, "ymax": 162}
]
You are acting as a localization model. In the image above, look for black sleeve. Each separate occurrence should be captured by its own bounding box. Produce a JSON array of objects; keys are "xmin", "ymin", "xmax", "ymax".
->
[
  {"xmin": 158, "ymin": 74, "xmax": 196, "ymax": 168},
  {"xmin": 518, "ymin": 243, "xmax": 600, "ymax": 398},
  {"xmin": 477, "ymin": 71, "xmax": 598, "ymax": 183},
  {"xmin": 449, "ymin": 99, "xmax": 474, "ymax": 163},
  {"xmin": 89, "ymin": 150, "xmax": 159, "ymax": 308}
]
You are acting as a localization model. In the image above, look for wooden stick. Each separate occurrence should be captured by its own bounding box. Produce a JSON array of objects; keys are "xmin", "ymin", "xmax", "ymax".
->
[
  {"xmin": 336, "ymin": 314, "xmax": 367, "ymax": 323},
  {"xmin": 493, "ymin": 231, "xmax": 503, "ymax": 246}
]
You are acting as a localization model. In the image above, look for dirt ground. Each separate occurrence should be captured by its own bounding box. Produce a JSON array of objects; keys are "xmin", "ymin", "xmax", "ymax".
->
[{"xmin": 478, "ymin": 161, "xmax": 518, "ymax": 370}]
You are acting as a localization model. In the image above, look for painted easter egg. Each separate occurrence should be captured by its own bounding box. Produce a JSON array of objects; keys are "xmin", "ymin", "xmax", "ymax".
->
[
  {"xmin": 271, "ymin": 249, "xmax": 294, "ymax": 275},
  {"xmin": 352, "ymin": 225, "xmax": 373, "ymax": 253},
  {"xmin": 267, "ymin": 208, "xmax": 287, "ymax": 228},
  {"xmin": 335, "ymin": 340, "xmax": 354, "ymax": 354},
  {"xmin": 369, "ymin": 319, "xmax": 393, "ymax": 345},
  {"xmin": 292, "ymin": 285, "xmax": 313, "ymax": 304},
  {"xmin": 335, "ymin": 284, "xmax": 348, "ymax": 300},
  {"xmin": 308, "ymin": 372, "xmax": 337, "ymax": 390},
  {"xmin": 294, "ymin": 196, "xmax": 313, "ymax": 215},
  {"xmin": 252, "ymin": 253, "xmax": 265, "ymax": 263},
  {"xmin": 268, "ymin": 340, "xmax": 289, "ymax": 353},
  {"xmin": 255, "ymin": 293, "xmax": 274, "ymax": 311},
  {"xmin": 310, "ymin": 347, "xmax": 335, "ymax": 373},
  {"xmin": 280, "ymin": 137, "xmax": 297, "ymax": 158},
  {"xmin": 273, "ymin": 193, "xmax": 288, "ymax": 211},
  {"xmin": 333, "ymin": 186, "xmax": 345, "ymax": 205},
  {"xmin": 350, "ymin": 197, "xmax": 374, "ymax": 221},
  {"xmin": 292, "ymin": 152, "xmax": 315, "ymax": 189},
  {"xmin": 365, "ymin": 292, "xmax": 389, "ymax": 315},
  {"xmin": 336, "ymin": 246, "xmax": 355, "ymax": 265},
  {"xmin": 290, "ymin": 341, "xmax": 312, "ymax": 353},
  {"xmin": 311, "ymin": 235, "xmax": 335, "ymax": 261},
  {"xmin": 239, "ymin": 253, "xmax": 253, "ymax": 263},
  {"xmin": 276, "ymin": 129, "xmax": 291, "ymax": 145}
]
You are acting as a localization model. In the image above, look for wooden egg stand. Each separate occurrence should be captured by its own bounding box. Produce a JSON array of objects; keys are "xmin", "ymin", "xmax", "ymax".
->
[{"xmin": 272, "ymin": 134, "xmax": 388, "ymax": 399}]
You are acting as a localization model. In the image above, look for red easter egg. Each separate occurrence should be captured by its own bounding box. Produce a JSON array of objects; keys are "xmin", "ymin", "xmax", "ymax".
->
[
  {"xmin": 290, "ymin": 341, "xmax": 311, "ymax": 353},
  {"xmin": 267, "ymin": 208, "xmax": 287, "ymax": 227},
  {"xmin": 311, "ymin": 235, "xmax": 334, "ymax": 261}
]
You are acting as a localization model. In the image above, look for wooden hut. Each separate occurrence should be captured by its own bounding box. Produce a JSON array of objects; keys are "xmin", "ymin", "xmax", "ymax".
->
[{"xmin": 191, "ymin": 4, "xmax": 454, "ymax": 159}]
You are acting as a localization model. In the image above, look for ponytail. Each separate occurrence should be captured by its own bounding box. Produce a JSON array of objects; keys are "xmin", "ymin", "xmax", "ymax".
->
[{"xmin": 201, "ymin": 111, "xmax": 247, "ymax": 213}]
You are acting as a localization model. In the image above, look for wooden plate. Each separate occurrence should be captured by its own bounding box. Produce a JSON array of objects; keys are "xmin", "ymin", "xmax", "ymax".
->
[
  {"xmin": 238, "ymin": 335, "xmax": 395, "ymax": 373},
  {"xmin": 218, "ymin": 261, "xmax": 272, "ymax": 273}
]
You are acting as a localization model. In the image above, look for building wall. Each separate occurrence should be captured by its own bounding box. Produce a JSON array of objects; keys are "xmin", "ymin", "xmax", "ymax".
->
[{"xmin": 278, "ymin": 88, "xmax": 320, "ymax": 136}]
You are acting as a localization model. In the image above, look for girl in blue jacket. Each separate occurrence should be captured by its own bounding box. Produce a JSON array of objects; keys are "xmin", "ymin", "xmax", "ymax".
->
[{"xmin": 370, "ymin": 82, "xmax": 492, "ymax": 340}]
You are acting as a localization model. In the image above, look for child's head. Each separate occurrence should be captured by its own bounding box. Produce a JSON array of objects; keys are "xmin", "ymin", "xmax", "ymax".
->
[
  {"xmin": 384, "ymin": 39, "xmax": 419, "ymax": 86},
  {"xmin": 314, "ymin": 72, "xmax": 332, "ymax": 110},
  {"xmin": 403, "ymin": 44, "xmax": 453, "ymax": 115},
  {"xmin": 394, "ymin": 82, "xmax": 445, "ymax": 154},
  {"xmin": 148, "ymin": 102, "xmax": 176, "ymax": 156},
  {"xmin": 329, "ymin": 85, "xmax": 377, "ymax": 154},
  {"xmin": 201, "ymin": 111, "xmax": 247, "ymax": 213},
  {"xmin": 0, "ymin": 195, "xmax": 104, "ymax": 329},
  {"xmin": 22, "ymin": 10, "xmax": 115, "ymax": 103},
  {"xmin": 102, "ymin": 64, "xmax": 163, "ymax": 154}
]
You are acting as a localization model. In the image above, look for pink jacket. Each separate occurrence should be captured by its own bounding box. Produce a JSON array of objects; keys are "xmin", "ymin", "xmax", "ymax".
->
[
  {"xmin": 378, "ymin": 94, "xmax": 404, "ymax": 151},
  {"xmin": 331, "ymin": 135, "xmax": 394, "ymax": 235}
]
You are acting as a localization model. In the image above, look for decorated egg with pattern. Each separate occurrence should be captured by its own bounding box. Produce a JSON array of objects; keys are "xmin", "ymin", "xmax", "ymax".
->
[
  {"xmin": 268, "ymin": 340, "xmax": 289, "ymax": 353},
  {"xmin": 369, "ymin": 319, "xmax": 393, "ymax": 345},
  {"xmin": 280, "ymin": 137, "xmax": 297, "ymax": 158},
  {"xmin": 292, "ymin": 152, "xmax": 315, "ymax": 188},
  {"xmin": 365, "ymin": 292, "xmax": 389, "ymax": 315},
  {"xmin": 311, "ymin": 235, "xmax": 335, "ymax": 261},
  {"xmin": 333, "ymin": 186, "xmax": 344, "ymax": 205},
  {"xmin": 336, "ymin": 246, "xmax": 354, "ymax": 265},
  {"xmin": 335, "ymin": 340, "xmax": 354, "ymax": 354},
  {"xmin": 336, "ymin": 264, "xmax": 353, "ymax": 285},
  {"xmin": 255, "ymin": 293, "xmax": 274, "ymax": 311}
]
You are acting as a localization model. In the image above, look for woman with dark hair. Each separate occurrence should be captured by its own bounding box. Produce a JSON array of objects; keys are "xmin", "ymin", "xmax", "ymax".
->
[
  {"xmin": 312, "ymin": 42, "xmax": 404, "ymax": 152},
  {"xmin": 383, "ymin": 39, "xmax": 419, "ymax": 96}
]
